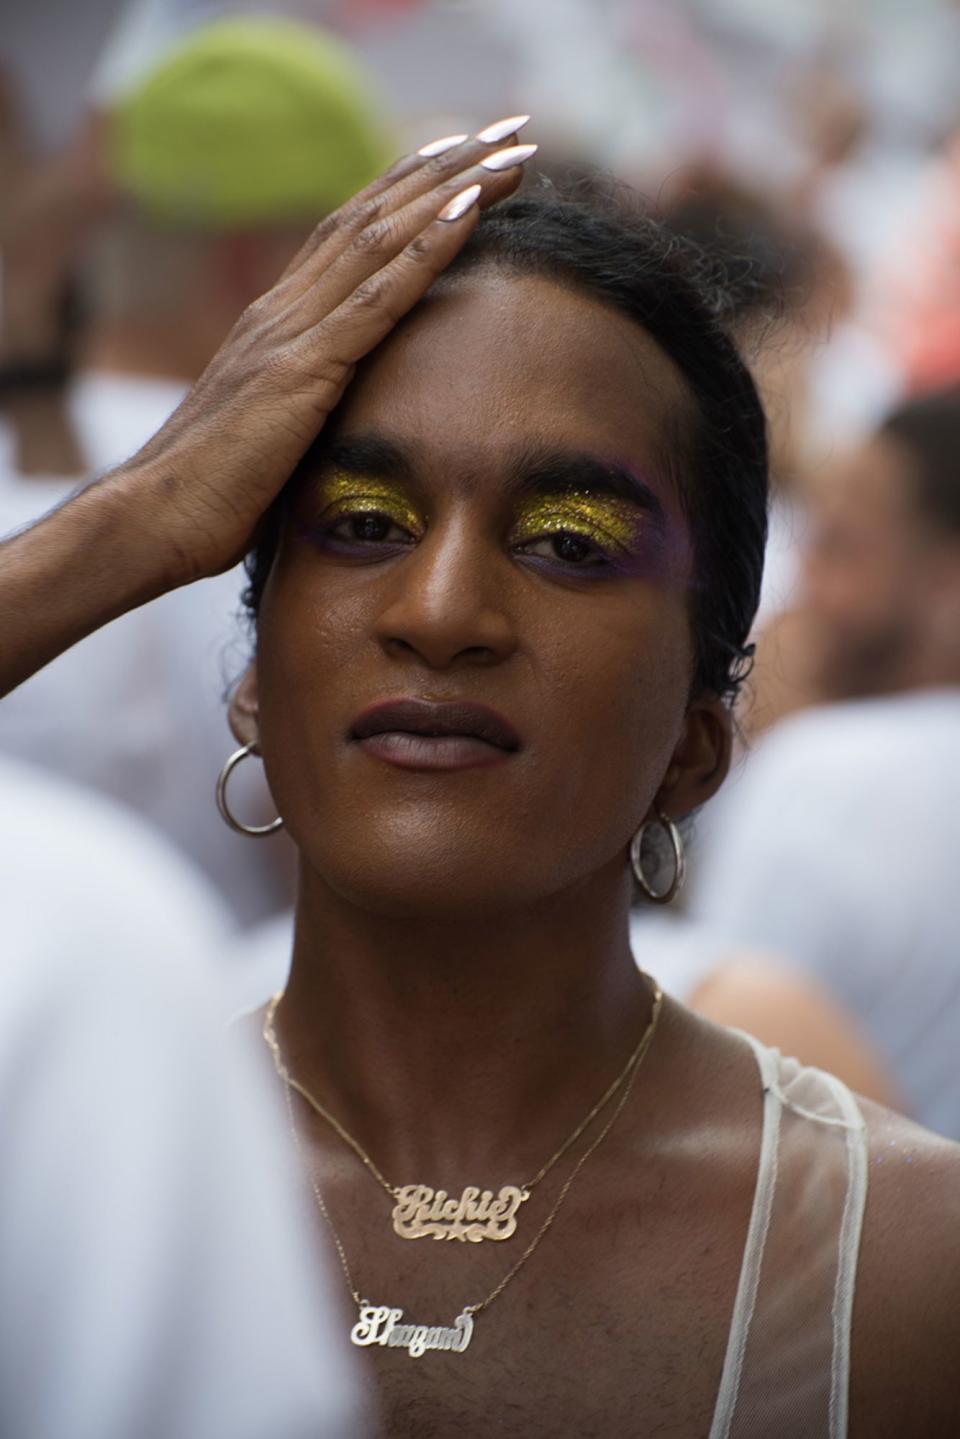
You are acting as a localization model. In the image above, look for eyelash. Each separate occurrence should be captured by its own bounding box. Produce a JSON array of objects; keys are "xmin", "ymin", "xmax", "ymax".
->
[{"xmin": 312, "ymin": 505, "xmax": 625, "ymax": 574}]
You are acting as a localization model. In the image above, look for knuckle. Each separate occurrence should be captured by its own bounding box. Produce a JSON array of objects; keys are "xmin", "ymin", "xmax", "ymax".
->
[
  {"xmin": 253, "ymin": 345, "xmax": 297, "ymax": 387},
  {"xmin": 351, "ymin": 216, "xmax": 395, "ymax": 257},
  {"xmin": 239, "ymin": 292, "xmax": 273, "ymax": 328},
  {"xmin": 350, "ymin": 274, "xmax": 403, "ymax": 326},
  {"xmin": 405, "ymin": 231, "xmax": 435, "ymax": 262},
  {"xmin": 348, "ymin": 196, "xmax": 384, "ymax": 231},
  {"xmin": 287, "ymin": 339, "xmax": 353, "ymax": 396},
  {"xmin": 240, "ymin": 292, "xmax": 299, "ymax": 344},
  {"xmin": 422, "ymin": 151, "xmax": 460, "ymax": 181},
  {"xmin": 232, "ymin": 298, "xmax": 289, "ymax": 355},
  {"xmin": 350, "ymin": 273, "xmax": 388, "ymax": 309},
  {"xmin": 307, "ymin": 211, "xmax": 340, "ymax": 248}
]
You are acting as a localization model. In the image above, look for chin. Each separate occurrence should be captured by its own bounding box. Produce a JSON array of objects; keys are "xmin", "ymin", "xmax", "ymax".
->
[{"xmin": 301, "ymin": 832, "xmax": 559, "ymax": 922}]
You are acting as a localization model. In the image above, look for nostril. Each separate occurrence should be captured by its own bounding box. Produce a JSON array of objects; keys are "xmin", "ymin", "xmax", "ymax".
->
[{"xmin": 382, "ymin": 636, "xmax": 499, "ymax": 668}]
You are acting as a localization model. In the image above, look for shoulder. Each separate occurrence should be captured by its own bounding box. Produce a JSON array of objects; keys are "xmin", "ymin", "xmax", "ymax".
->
[{"xmin": 850, "ymin": 1098, "xmax": 960, "ymax": 1436}]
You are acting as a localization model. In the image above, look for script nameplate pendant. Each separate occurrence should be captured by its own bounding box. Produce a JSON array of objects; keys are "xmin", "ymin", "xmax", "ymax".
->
[
  {"xmin": 391, "ymin": 1183, "xmax": 528, "ymax": 1242},
  {"xmin": 351, "ymin": 1303, "xmax": 474, "ymax": 1358}
]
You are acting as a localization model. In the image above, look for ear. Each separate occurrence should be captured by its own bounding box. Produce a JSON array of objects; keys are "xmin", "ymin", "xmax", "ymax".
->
[
  {"xmin": 654, "ymin": 693, "xmax": 732, "ymax": 818},
  {"xmin": 228, "ymin": 662, "xmax": 261, "ymax": 748}
]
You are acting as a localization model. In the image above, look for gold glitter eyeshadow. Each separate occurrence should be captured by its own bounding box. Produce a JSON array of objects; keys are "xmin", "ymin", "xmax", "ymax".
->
[
  {"xmin": 315, "ymin": 469, "xmax": 423, "ymax": 535},
  {"xmin": 511, "ymin": 491, "xmax": 644, "ymax": 551}
]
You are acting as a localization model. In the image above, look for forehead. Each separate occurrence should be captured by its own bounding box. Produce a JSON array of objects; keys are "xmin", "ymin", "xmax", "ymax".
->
[{"xmin": 326, "ymin": 270, "xmax": 692, "ymax": 495}]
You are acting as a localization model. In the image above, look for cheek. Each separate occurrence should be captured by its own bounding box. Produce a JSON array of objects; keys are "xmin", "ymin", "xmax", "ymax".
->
[
  {"xmin": 540, "ymin": 594, "xmax": 693, "ymax": 820},
  {"xmin": 254, "ymin": 558, "xmax": 369, "ymax": 739}
]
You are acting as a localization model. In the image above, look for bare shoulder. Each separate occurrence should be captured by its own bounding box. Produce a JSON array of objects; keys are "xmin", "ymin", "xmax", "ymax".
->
[{"xmin": 850, "ymin": 1098, "xmax": 960, "ymax": 1437}]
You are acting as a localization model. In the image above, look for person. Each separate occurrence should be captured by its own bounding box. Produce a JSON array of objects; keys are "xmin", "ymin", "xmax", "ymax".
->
[
  {"xmin": 0, "ymin": 16, "xmax": 390, "ymax": 925},
  {"xmin": 0, "ymin": 756, "xmax": 366, "ymax": 1438},
  {"xmin": 3, "ymin": 123, "xmax": 959, "ymax": 1437},
  {"xmin": 627, "ymin": 911, "xmax": 905, "ymax": 1110},
  {"xmin": 687, "ymin": 388, "xmax": 960, "ymax": 1140}
]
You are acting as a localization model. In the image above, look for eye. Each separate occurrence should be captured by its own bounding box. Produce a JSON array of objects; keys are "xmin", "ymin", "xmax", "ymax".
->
[
  {"xmin": 520, "ymin": 531, "xmax": 605, "ymax": 566},
  {"xmin": 326, "ymin": 510, "xmax": 413, "ymax": 546}
]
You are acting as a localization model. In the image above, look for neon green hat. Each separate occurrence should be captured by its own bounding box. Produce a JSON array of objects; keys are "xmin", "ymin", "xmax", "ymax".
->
[{"xmin": 110, "ymin": 17, "xmax": 392, "ymax": 227}]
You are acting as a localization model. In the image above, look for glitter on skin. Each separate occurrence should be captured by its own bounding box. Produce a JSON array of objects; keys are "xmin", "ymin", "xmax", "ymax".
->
[
  {"xmin": 313, "ymin": 469, "xmax": 424, "ymax": 537},
  {"xmin": 511, "ymin": 489, "xmax": 661, "ymax": 570},
  {"xmin": 306, "ymin": 469, "xmax": 668, "ymax": 577}
]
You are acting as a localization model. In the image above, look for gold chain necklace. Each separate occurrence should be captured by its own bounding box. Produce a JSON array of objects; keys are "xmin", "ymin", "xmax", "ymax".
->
[
  {"xmin": 275, "ymin": 977, "xmax": 662, "ymax": 1359},
  {"xmin": 262, "ymin": 972, "xmax": 661, "ymax": 1244}
]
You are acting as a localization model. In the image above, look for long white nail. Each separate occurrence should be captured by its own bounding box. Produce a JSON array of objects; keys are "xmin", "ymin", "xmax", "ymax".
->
[
  {"xmin": 418, "ymin": 132, "xmax": 468, "ymax": 157},
  {"xmin": 437, "ymin": 183, "xmax": 482, "ymax": 222},
  {"xmin": 480, "ymin": 143, "xmax": 538, "ymax": 172},
  {"xmin": 476, "ymin": 114, "xmax": 531, "ymax": 144}
]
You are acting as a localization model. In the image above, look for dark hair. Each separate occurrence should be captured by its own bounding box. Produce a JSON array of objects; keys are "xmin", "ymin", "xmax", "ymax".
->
[
  {"xmin": 244, "ymin": 189, "xmax": 769, "ymax": 703},
  {"xmin": 880, "ymin": 387, "xmax": 960, "ymax": 536},
  {"xmin": 658, "ymin": 165, "xmax": 817, "ymax": 335}
]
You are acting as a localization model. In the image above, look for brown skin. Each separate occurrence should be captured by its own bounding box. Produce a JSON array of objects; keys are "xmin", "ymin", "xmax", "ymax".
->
[
  {"xmin": 2, "ymin": 134, "xmax": 959, "ymax": 1435},
  {"xmin": 743, "ymin": 432, "xmax": 960, "ymax": 734},
  {"xmin": 689, "ymin": 961, "xmax": 903, "ymax": 1109},
  {"xmin": 803, "ymin": 433, "xmax": 960, "ymax": 699},
  {"xmin": 246, "ymin": 271, "xmax": 722, "ymax": 920},
  {"xmin": 0, "ymin": 95, "xmax": 110, "ymax": 477},
  {"xmin": 233, "ymin": 278, "xmax": 959, "ymax": 1434}
]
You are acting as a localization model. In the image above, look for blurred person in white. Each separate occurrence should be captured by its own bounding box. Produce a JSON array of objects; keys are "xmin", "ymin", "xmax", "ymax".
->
[
  {"xmin": 0, "ymin": 16, "xmax": 389, "ymax": 925},
  {"xmin": 689, "ymin": 387, "xmax": 960, "ymax": 1139},
  {"xmin": 0, "ymin": 756, "xmax": 365, "ymax": 1438}
]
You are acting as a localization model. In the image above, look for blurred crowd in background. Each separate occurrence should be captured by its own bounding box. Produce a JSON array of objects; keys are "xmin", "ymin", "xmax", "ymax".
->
[
  {"xmin": 2, "ymin": 0, "xmax": 960, "ymax": 1300},
  {"xmin": 3, "ymin": 1, "xmax": 960, "ymax": 1431}
]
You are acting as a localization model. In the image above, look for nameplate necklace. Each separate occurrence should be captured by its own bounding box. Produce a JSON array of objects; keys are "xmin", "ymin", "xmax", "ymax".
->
[
  {"xmin": 263, "ymin": 989, "xmax": 658, "ymax": 1244},
  {"xmin": 272, "ymin": 978, "xmax": 663, "ymax": 1356}
]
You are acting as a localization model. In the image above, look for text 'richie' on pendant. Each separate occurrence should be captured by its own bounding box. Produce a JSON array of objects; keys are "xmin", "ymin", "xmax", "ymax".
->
[
  {"xmin": 351, "ymin": 1304, "xmax": 474, "ymax": 1357},
  {"xmin": 391, "ymin": 1183, "xmax": 528, "ymax": 1242}
]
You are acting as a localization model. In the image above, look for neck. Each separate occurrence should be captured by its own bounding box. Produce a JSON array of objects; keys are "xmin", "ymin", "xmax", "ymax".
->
[{"xmin": 273, "ymin": 861, "xmax": 654, "ymax": 1184}]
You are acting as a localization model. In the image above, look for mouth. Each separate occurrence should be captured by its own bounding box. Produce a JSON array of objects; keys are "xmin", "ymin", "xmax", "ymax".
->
[{"xmin": 349, "ymin": 699, "xmax": 522, "ymax": 772}]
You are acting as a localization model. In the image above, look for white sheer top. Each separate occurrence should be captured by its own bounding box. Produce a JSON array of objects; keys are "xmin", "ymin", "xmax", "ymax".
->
[{"xmin": 710, "ymin": 1036, "xmax": 868, "ymax": 1438}]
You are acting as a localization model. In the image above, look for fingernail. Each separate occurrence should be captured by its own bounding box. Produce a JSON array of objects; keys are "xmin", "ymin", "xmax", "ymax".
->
[
  {"xmin": 417, "ymin": 132, "xmax": 468, "ymax": 157},
  {"xmin": 476, "ymin": 114, "xmax": 531, "ymax": 144},
  {"xmin": 479, "ymin": 143, "xmax": 538, "ymax": 172},
  {"xmin": 437, "ymin": 182, "xmax": 482, "ymax": 222}
]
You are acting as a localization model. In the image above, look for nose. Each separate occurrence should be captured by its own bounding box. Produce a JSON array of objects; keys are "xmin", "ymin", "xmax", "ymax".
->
[{"xmin": 373, "ymin": 517, "xmax": 518, "ymax": 671}]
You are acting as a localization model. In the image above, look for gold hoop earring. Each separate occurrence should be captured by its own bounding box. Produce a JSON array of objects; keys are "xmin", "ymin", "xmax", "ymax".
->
[
  {"xmin": 216, "ymin": 742, "xmax": 283, "ymax": 837},
  {"xmin": 630, "ymin": 806, "xmax": 685, "ymax": 905}
]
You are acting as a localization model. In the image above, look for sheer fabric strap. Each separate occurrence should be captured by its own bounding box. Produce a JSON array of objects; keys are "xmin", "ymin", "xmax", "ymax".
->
[{"xmin": 709, "ymin": 1036, "xmax": 868, "ymax": 1439}]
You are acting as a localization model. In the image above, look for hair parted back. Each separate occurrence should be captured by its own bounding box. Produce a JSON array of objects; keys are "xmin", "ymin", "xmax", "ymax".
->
[{"xmin": 243, "ymin": 186, "xmax": 769, "ymax": 704}]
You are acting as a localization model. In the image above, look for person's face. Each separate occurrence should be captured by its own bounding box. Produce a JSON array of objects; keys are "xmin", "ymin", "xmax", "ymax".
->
[
  {"xmin": 237, "ymin": 271, "xmax": 729, "ymax": 917},
  {"xmin": 802, "ymin": 435, "xmax": 931, "ymax": 698}
]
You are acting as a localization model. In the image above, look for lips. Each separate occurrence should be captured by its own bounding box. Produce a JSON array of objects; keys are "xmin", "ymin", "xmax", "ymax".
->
[{"xmin": 349, "ymin": 699, "xmax": 521, "ymax": 771}]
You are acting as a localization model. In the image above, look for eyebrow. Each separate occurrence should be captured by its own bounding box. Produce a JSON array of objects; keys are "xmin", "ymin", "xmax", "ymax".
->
[
  {"xmin": 318, "ymin": 433, "xmax": 415, "ymax": 483},
  {"xmin": 316, "ymin": 433, "xmax": 669, "ymax": 531},
  {"xmin": 508, "ymin": 446, "xmax": 668, "ymax": 532}
]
